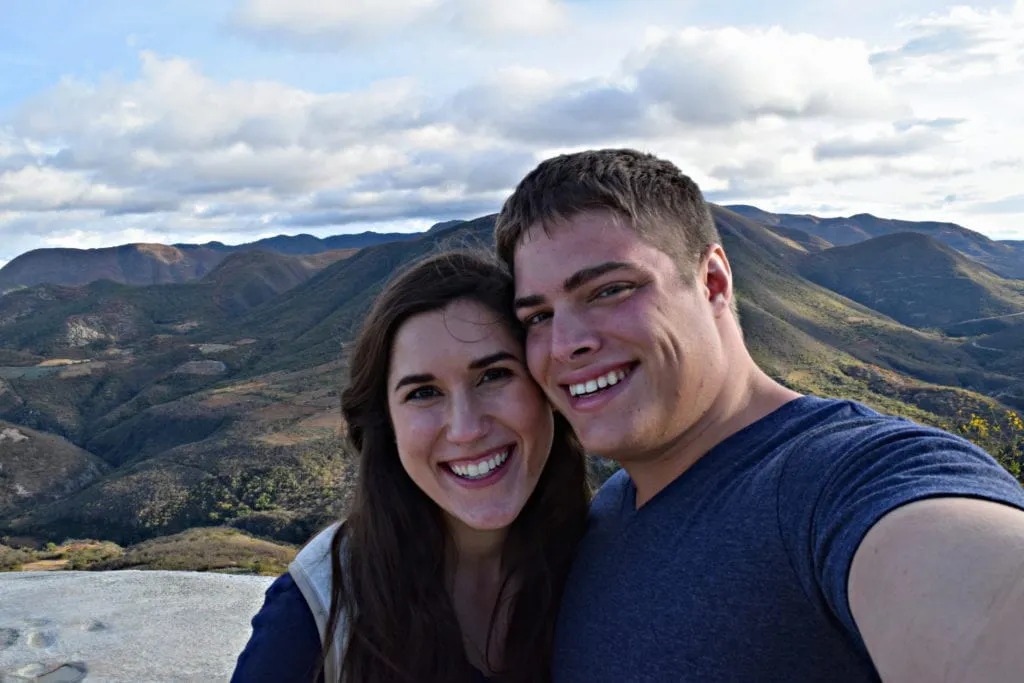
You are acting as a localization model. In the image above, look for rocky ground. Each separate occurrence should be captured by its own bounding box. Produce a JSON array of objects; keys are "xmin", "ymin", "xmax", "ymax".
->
[{"xmin": 0, "ymin": 570, "xmax": 274, "ymax": 682}]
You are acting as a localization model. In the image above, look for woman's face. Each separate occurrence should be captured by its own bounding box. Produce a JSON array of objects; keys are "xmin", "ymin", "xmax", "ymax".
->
[{"xmin": 387, "ymin": 299, "xmax": 554, "ymax": 533}]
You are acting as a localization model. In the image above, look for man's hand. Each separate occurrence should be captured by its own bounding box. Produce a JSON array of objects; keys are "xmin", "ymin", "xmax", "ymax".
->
[{"xmin": 849, "ymin": 497, "xmax": 1024, "ymax": 682}]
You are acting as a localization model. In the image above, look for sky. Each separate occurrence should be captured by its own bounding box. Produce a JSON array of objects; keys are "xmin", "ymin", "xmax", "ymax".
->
[{"xmin": 1, "ymin": 0, "xmax": 1023, "ymax": 268}]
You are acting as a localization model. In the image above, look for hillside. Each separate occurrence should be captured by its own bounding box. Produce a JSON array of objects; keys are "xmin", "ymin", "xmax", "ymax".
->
[
  {"xmin": 0, "ymin": 421, "xmax": 109, "ymax": 516},
  {"xmin": 0, "ymin": 250, "xmax": 352, "ymax": 355},
  {"xmin": 3, "ymin": 360, "xmax": 354, "ymax": 545},
  {"xmin": 799, "ymin": 232, "xmax": 1024, "ymax": 332},
  {"xmin": 200, "ymin": 248, "xmax": 355, "ymax": 316},
  {"xmin": 727, "ymin": 205, "xmax": 1024, "ymax": 278}
]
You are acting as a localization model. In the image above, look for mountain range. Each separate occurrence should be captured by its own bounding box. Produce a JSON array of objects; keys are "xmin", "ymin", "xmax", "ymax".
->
[
  {"xmin": 0, "ymin": 205, "xmax": 1021, "ymax": 552},
  {"xmin": 0, "ymin": 232, "xmax": 414, "ymax": 292}
]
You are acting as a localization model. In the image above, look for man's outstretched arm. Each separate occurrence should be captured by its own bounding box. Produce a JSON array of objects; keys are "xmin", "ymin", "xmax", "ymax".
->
[{"xmin": 849, "ymin": 497, "xmax": 1024, "ymax": 683}]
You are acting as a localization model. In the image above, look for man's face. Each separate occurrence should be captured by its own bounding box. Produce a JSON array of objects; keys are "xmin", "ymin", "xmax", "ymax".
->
[{"xmin": 512, "ymin": 210, "xmax": 729, "ymax": 462}]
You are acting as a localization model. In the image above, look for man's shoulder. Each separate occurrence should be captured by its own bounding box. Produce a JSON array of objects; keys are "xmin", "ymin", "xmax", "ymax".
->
[
  {"xmin": 771, "ymin": 395, "xmax": 967, "ymax": 453},
  {"xmin": 589, "ymin": 468, "xmax": 632, "ymax": 516},
  {"xmin": 738, "ymin": 394, "xmax": 1008, "ymax": 498}
]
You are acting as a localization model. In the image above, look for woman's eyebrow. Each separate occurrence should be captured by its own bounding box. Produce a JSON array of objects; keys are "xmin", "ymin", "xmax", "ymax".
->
[{"xmin": 393, "ymin": 373, "xmax": 434, "ymax": 391}]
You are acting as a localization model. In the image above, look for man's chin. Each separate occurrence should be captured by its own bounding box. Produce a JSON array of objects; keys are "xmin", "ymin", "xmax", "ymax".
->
[{"xmin": 577, "ymin": 431, "xmax": 634, "ymax": 462}]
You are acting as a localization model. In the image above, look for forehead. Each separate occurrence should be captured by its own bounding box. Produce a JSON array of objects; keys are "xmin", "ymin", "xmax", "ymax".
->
[
  {"xmin": 513, "ymin": 210, "xmax": 669, "ymax": 295},
  {"xmin": 389, "ymin": 300, "xmax": 517, "ymax": 375}
]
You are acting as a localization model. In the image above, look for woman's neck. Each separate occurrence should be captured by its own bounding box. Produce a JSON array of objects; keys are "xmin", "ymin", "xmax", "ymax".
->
[
  {"xmin": 445, "ymin": 518, "xmax": 511, "ymax": 675},
  {"xmin": 450, "ymin": 520, "xmax": 506, "ymax": 568}
]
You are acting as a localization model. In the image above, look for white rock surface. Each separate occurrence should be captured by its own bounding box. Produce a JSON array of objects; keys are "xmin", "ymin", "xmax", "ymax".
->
[{"xmin": 0, "ymin": 570, "xmax": 274, "ymax": 682}]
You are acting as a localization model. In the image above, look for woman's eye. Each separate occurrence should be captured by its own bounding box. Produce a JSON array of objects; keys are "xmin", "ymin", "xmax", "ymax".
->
[
  {"xmin": 406, "ymin": 386, "xmax": 440, "ymax": 401},
  {"xmin": 480, "ymin": 367, "xmax": 513, "ymax": 384}
]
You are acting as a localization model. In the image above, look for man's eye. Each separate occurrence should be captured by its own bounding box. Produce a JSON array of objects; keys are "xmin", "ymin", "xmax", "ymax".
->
[
  {"xmin": 480, "ymin": 367, "xmax": 513, "ymax": 384},
  {"xmin": 523, "ymin": 311, "xmax": 551, "ymax": 327},
  {"xmin": 595, "ymin": 283, "xmax": 633, "ymax": 299}
]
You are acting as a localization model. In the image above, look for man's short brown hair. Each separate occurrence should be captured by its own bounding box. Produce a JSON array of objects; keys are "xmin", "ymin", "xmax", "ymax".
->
[{"xmin": 494, "ymin": 148, "xmax": 721, "ymax": 278}]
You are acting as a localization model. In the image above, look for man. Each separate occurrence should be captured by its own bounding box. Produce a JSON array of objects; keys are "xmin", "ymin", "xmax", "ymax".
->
[{"xmin": 494, "ymin": 148, "xmax": 1024, "ymax": 682}]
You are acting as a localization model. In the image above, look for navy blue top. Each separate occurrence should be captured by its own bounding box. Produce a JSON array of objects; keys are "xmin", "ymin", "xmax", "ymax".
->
[
  {"xmin": 552, "ymin": 396, "xmax": 1024, "ymax": 682},
  {"xmin": 231, "ymin": 573, "xmax": 492, "ymax": 682},
  {"xmin": 231, "ymin": 573, "xmax": 325, "ymax": 683}
]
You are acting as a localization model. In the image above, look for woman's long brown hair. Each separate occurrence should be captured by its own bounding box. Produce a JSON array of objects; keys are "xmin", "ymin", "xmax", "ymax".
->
[{"xmin": 317, "ymin": 249, "xmax": 589, "ymax": 682}]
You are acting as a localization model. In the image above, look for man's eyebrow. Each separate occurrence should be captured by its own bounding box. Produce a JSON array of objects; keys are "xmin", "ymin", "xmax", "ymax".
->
[
  {"xmin": 468, "ymin": 351, "xmax": 518, "ymax": 370},
  {"xmin": 563, "ymin": 261, "xmax": 632, "ymax": 292},
  {"xmin": 514, "ymin": 261, "xmax": 633, "ymax": 310},
  {"xmin": 393, "ymin": 373, "xmax": 433, "ymax": 392}
]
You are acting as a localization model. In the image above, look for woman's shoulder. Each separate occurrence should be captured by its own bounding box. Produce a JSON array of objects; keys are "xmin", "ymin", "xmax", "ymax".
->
[
  {"xmin": 230, "ymin": 572, "xmax": 324, "ymax": 682},
  {"xmin": 289, "ymin": 523, "xmax": 349, "ymax": 622}
]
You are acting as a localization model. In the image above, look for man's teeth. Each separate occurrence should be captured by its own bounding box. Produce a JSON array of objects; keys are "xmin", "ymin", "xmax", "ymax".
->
[
  {"xmin": 569, "ymin": 368, "xmax": 628, "ymax": 397},
  {"xmin": 449, "ymin": 448, "xmax": 510, "ymax": 480}
]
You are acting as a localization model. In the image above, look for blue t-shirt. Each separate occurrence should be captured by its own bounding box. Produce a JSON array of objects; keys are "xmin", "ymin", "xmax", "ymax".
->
[{"xmin": 552, "ymin": 396, "xmax": 1024, "ymax": 682}]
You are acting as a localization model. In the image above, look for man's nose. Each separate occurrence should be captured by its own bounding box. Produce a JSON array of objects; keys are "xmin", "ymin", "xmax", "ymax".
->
[
  {"xmin": 550, "ymin": 311, "xmax": 601, "ymax": 364},
  {"xmin": 446, "ymin": 392, "xmax": 488, "ymax": 444}
]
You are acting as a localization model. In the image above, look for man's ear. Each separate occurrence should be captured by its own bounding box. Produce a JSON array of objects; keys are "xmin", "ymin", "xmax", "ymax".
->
[{"xmin": 703, "ymin": 244, "xmax": 733, "ymax": 316}]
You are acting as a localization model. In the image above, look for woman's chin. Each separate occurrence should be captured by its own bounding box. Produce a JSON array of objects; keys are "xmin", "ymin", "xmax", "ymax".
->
[{"xmin": 443, "ymin": 502, "xmax": 525, "ymax": 534}]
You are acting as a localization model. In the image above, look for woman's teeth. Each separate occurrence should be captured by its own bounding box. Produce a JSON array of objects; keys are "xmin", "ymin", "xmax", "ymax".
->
[
  {"xmin": 568, "ymin": 368, "xmax": 628, "ymax": 398},
  {"xmin": 449, "ymin": 448, "xmax": 510, "ymax": 480}
]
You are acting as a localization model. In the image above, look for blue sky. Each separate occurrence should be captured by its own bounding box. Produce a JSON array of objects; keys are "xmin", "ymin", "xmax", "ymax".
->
[{"xmin": 1, "ymin": 0, "xmax": 1022, "ymax": 266}]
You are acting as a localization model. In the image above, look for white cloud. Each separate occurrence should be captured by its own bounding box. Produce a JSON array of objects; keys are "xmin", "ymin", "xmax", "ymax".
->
[
  {"xmin": 231, "ymin": 0, "xmax": 566, "ymax": 45},
  {"xmin": 2, "ymin": 0, "xmax": 1024, "ymax": 263},
  {"xmin": 0, "ymin": 166, "xmax": 131, "ymax": 212},
  {"xmin": 629, "ymin": 27, "xmax": 902, "ymax": 124},
  {"xmin": 445, "ymin": 26, "xmax": 903, "ymax": 147},
  {"xmin": 871, "ymin": 3, "xmax": 1024, "ymax": 81},
  {"xmin": 813, "ymin": 120, "xmax": 960, "ymax": 160}
]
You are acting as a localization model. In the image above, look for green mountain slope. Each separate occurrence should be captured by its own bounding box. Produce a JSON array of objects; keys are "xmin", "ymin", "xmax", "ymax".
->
[
  {"xmin": 0, "ymin": 420, "xmax": 110, "ymax": 517},
  {"xmin": 0, "ymin": 251, "xmax": 353, "ymax": 354},
  {"xmin": 728, "ymin": 205, "xmax": 1024, "ymax": 279},
  {"xmin": 799, "ymin": 232, "xmax": 1024, "ymax": 333}
]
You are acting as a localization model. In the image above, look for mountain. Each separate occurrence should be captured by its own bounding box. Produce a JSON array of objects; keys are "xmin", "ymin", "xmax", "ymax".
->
[
  {"xmin": 0, "ymin": 244, "xmax": 225, "ymax": 293},
  {"xmin": 213, "ymin": 231, "xmax": 416, "ymax": 255},
  {"xmin": 0, "ymin": 420, "xmax": 109, "ymax": 517},
  {"xmin": 200, "ymin": 249, "xmax": 356, "ymax": 316},
  {"xmin": 799, "ymin": 232, "xmax": 1024, "ymax": 333},
  {"xmin": 726, "ymin": 205, "xmax": 1024, "ymax": 279},
  {"xmin": 1, "ymin": 208, "xmax": 1022, "ymax": 547},
  {"xmin": 0, "ymin": 233, "xmax": 416, "ymax": 292},
  {"xmin": 0, "ymin": 250, "xmax": 356, "ymax": 355}
]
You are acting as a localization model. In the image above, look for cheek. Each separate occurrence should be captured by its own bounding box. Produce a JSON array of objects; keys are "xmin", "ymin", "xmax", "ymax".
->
[
  {"xmin": 500, "ymin": 382, "xmax": 554, "ymax": 469},
  {"xmin": 389, "ymin": 405, "xmax": 441, "ymax": 470},
  {"xmin": 525, "ymin": 333, "xmax": 549, "ymax": 382}
]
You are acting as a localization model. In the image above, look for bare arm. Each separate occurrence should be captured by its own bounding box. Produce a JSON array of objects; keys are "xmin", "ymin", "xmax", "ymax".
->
[{"xmin": 849, "ymin": 497, "xmax": 1024, "ymax": 683}]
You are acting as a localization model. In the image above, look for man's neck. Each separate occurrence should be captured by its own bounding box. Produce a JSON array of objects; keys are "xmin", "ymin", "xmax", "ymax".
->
[{"xmin": 626, "ymin": 363, "xmax": 801, "ymax": 508}]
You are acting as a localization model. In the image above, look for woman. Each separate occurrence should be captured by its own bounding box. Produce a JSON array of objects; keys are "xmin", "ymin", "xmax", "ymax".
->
[{"xmin": 231, "ymin": 250, "xmax": 590, "ymax": 683}]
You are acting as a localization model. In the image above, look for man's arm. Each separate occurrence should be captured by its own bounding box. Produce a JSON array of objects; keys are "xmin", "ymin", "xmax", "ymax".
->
[{"xmin": 849, "ymin": 497, "xmax": 1024, "ymax": 683}]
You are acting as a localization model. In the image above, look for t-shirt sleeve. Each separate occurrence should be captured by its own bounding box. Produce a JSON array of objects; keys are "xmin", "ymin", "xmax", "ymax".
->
[
  {"xmin": 230, "ymin": 572, "xmax": 325, "ymax": 683},
  {"xmin": 778, "ymin": 413, "xmax": 1024, "ymax": 653}
]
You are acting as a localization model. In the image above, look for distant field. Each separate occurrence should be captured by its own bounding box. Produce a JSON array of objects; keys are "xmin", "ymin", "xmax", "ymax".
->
[{"xmin": 1, "ymin": 528, "xmax": 297, "ymax": 576}]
